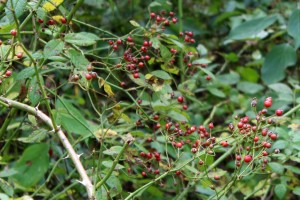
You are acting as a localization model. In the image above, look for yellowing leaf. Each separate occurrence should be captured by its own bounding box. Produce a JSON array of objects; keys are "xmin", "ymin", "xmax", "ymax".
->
[
  {"xmin": 52, "ymin": 15, "xmax": 72, "ymax": 24},
  {"xmin": 94, "ymin": 129, "xmax": 118, "ymax": 139},
  {"xmin": 43, "ymin": 0, "xmax": 64, "ymax": 12},
  {"xmin": 288, "ymin": 123, "xmax": 300, "ymax": 131},
  {"xmin": 104, "ymin": 83, "xmax": 114, "ymax": 97}
]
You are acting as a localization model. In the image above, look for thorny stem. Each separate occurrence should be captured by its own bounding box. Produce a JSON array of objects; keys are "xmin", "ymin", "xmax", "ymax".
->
[{"xmin": 0, "ymin": 97, "xmax": 94, "ymax": 199}]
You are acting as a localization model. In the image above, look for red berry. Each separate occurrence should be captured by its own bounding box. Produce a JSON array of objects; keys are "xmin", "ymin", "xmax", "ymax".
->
[
  {"xmin": 108, "ymin": 40, "xmax": 114, "ymax": 46},
  {"xmin": 236, "ymin": 155, "xmax": 241, "ymax": 161},
  {"xmin": 206, "ymin": 75, "xmax": 212, "ymax": 81},
  {"xmin": 38, "ymin": 19, "xmax": 44, "ymax": 24},
  {"xmin": 172, "ymin": 17, "xmax": 177, "ymax": 23},
  {"xmin": 133, "ymin": 73, "xmax": 139, "ymax": 79},
  {"xmin": 264, "ymin": 100, "xmax": 272, "ymax": 108},
  {"xmin": 170, "ymin": 48, "xmax": 177, "ymax": 54},
  {"xmin": 16, "ymin": 52, "xmax": 23, "ymax": 59},
  {"xmin": 177, "ymin": 96, "xmax": 184, "ymax": 103},
  {"xmin": 270, "ymin": 133, "xmax": 277, "ymax": 141},
  {"xmin": 140, "ymin": 152, "xmax": 145, "ymax": 157},
  {"xmin": 253, "ymin": 136, "xmax": 259, "ymax": 142},
  {"xmin": 199, "ymin": 160, "xmax": 204, "ymax": 165},
  {"xmin": 275, "ymin": 109, "xmax": 283, "ymax": 116},
  {"xmin": 175, "ymin": 170, "xmax": 181, "ymax": 175},
  {"xmin": 244, "ymin": 155, "xmax": 252, "ymax": 163},
  {"xmin": 262, "ymin": 151, "xmax": 268, "ymax": 156},
  {"xmin": 176, "ymin": 142, "xmax": 183, "ymax": 148},
  {"xmin": 209, "ymin": 122, "xmax": 214, "ymax": 129},
  {"xmin": 127, "ymin": 36, "xmax": 133, "ymax": 42},
  {"xmin": 214, "ymin": 175, "xmax": 220, "ymax": 180},
  {"xmin": 85, "ymin": 73, "xmax": 92, "ymax": 80},
  {"xmin": 47, "ymin": 19, "xmax": 55, "ymax": 25},
  {"xmin": 10, "ymin": 29, "xmax": 17, "ymax": 36},
  {"xmin": 182, "ymin": 104, "xmax": 188, "ymax": 110},
  {"xmin": 120, "ymin": 82, "xmax": 126, "ymax": 87},
  {"xmin": 237, "ymin": 122, "xmax": 244, "ymax": 129},
  {"xmin": 117, "ymin": 39, "xmax": 122, "ymax": 45},
  {"xmin": 154, "ymin": 169, "xmax": 160, "ymax": 174},
  {"xmin": 91, "ymin": 72, "xmax": 97, "ymax": 79},
  {"xmin": 60, "ymin": 17, "xmax": 67, "ymax": 24},
  {"xmin": 143, "ymin": 41, "xmax": 149, "ymax": 46},
  {"xmin": 221, "ymin": 141, "xmax": 228, "ymax": 147},
  {"xmin": 5, "ymin": 70, "xmax": 12, "ymax": 77},
  {"xmin": 150, "ymin": 12, "xmax": 156, "ymax": 18},
  {"xmin": 141, "ymin": 171, "xmax": 147, "ymax": 177},
  {"xmin": 146, "ymin": 153, "xmax": 152, "ymax": 159},
  {"xmin": 138, "ymin": 62, "xmax": 144, "ymax": 68}
]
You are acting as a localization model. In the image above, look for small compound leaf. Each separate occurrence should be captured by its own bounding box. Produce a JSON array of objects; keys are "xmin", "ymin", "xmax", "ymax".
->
[
  {"xmin": 275, "ymin": 184, "xmax": 287, "ymax": 199},
  {"xmin": 287, "ymin": 9, "xmax": 300, "ymax": 48},
  {"xmin": 68, "ymin": 49, "xmax": 90, "ymax": 70},
  {"xmin": 28, "ymin": 75, "xmax": 43, "ymax": 106},
  {"xmin": 103, "ymin": 146, "xmax": 123, "ymax": 156},
  {"xmin": 65, "ymin": 32, "xmax": 100, "ymax": 46},
  {"xmin": 5, "ymin": 0, "xmax": 27, "ymax": 22},
  {"xmin": 129, "ymin": 20, "xmax": 140, "ymax": 27},
  {"xmin": 0, "ymin": 178, "xmax": 13, "ymax": 196},
  {"xmin": 43, "ymin": 39, "xmax": 64, "ymax": 59}
]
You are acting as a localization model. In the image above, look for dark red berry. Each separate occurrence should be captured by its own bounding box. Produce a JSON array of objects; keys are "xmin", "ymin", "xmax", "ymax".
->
[
  {"xmin": 61, "ymin": 17, "xmax": 67, "ymax": 24},
  {"xmin": 10, "ymin": 29, "xmax": 17, "ymax": 36},
  {"xmin": 244, "ymin": 155, "xmax": 252, "ymax": 163},
  {"xmin": 275, "ymin": 109, "xmax": 283, "ymax": 116},
  {"xmin": 5, "ymin": 70, "xmax": 12, "ymax": 77},
  {"xmin": 177, "ymin": 96, "xmax": 184, "ymax": 103},
  {"xmin": 85, "ymin": 73, "xmax": 92, "ymax": 80}
]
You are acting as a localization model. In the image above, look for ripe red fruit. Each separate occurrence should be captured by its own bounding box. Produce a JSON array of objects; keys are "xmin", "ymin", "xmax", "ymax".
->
[
  {"xmin": 108, "ymin": 40, "xmax": 114, "ymax": 45},
  {"xmin": 85, "ymin": 73, "xmax": 92, "ymax": 80},
  {"xmin": 175, "ymin": 170, "xmax": 181, "ymax": 175},
  {"xmin": 236, "ymin": 155, "xmax": 241, "ymax": 161},
  {"xmin": 270, "ymin": 133, "xmax": 277, "ymax": 141},
  {"xmin": 150, "ymin": 12, "xmax": 156, "ymax": 18},
  {"xmin": 60, "ymin": 17, "xmax": 67, "ymax": 24},
  {"xmin": 275, "ymin": 109, "xmax": 283, "ymax": 116},
  {"xmin": 38, "ymin": 19, "xmax": 44, "ymax": 23},
  {"xmin": 141, "ymin": 171, "xmax": 147, "ymax": 177},
  {"xmin": 244, "ymin": 155, "xmax": 252, "ymax": 163},
  {"xmin": 172, "ymin": 17, "xmax": 177, "ymax": 23},
  {"xmin": 140, "ymin": 152, "xmax": 145, "ymax": 157},
  {"xmin": 10, "ymin": 29, "xmax": 17, "ymax": 36},
  {"xmin": 170, "ymin": 48, "xmax": 177, "ymax": 54},
  {"xmin": 206, "ymin": 75, "xmax": 212, "ymax": 81},
  {"xmin": 120, "ymin": 81, "xmax": 126, "ymax": 87},
  {"xmin": 182, "ymin": 104, "xmax": 188, "ymax": 110},
  {"xmin": 133, "ymin": 73, "xmax": 139, "ymax": 79},
  {"xmin": 253, "ymin": 136, "xmax": 259, "ymax": 142},
  {"xmin": 91, "ymin": 72, "xmax": 97, "ymax": 79},
  {"xmin": 169, "ymin": 11, "xmax": 175, "ymax": 17},
  {"xmin": 146, "ymin": 152, "xmax": 152, "ymax": 159},
  {"xmin": 127, "ymin": 36, "xmax": 133, "ymax": 42},
  {"xmin": 153, "ymin": 114, "xmax": 159, "ymax": 120},
  {"xmin": 237, "ymin": 122, "xmax": 244, "ymax": 129},
  {"xmin": 5, "ymin": 70, "xmax": 12, "ymax": 77},
  {"xmin": 209, "ymin": 122, "xmax": 214, "ymax": 129},
  {"xmin": 264, "ymin": 100, "xmax": 272, "ymax": 108},
  {"xmin": 16, "ymin": 52, "xmax": 23, "ymax": 59},
  {"xmin": 176, "ymin": 142, "xmax": 183, "ymax": 148},
  {"xmin": 262, "ymin": 151, "xmax": 268, "ymax": 156},
  {"xmin": 214, "ymin": 175, "xmax": 220, "ymax": 180},
  {"xmin": 221, "ymin": 141, "xmax": 228, "ymax": 147},
  {"xmin": 0, "ymin": 40, "xmax": 2, "ymax": 46},
  {"xmin": 154, "ymin": 169, "xmax": 160, "ymax": 174},
  {"xmin": 116, "ymin": 39, "xmax": 122, "ymax": 45},
  {"xmin": 47, "ymin": 19, "xmax": 55, "ymax": 25},
  {"xmin": 138, "ymin": 62, "xmax": 144, "ymax": 68},
  {"xmin": 177, "ymin": 96, "xmax": 184, "ymax": 103}
]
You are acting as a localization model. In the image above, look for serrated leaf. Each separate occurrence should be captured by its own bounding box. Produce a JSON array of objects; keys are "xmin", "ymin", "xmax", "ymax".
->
[
  {"xmin": 5, "ymin": 0, "xmax": 27, "ymax": 23},
  {"xmin": 12, "ymin": 144, "xmax": 49, "ymax": 188},
  {"xmin": 43, "ymin": 40, "xmax": 64, "ymax": 59},
  {"xmin": 65, "ymin": 32, "xmax": 100, "ymax": 46},
  {"xmin": 29, "ymin": 75, "xmax": 43, "ymax": 106},
  {"xmin": 226, "ymin": 15, "xmax": 277, "ymax": 40},
  {"xmin": 103, "ymin": 146, "xmax": 123, "ymax": 156},
  {"xmin": 288, "ymin": 9, "xmax": 300, "ymax": 48},
  {"xmin": 261, "ymin": 44, "xmax": 297, "ymax": 84},
  {"xmin": 275, "ymin": 184, "xmax": 287, "ymax": 199},
  {"xmin": 129, "ymin": 20, "xmax": 140, "ymax": 27},
  {"xmin": 0, "ymin": 178, "xmax": 13, "ymax": 196},
  {"xmin": 16, "ymin": 67, "xmax": 35, "ymax": 80},
  {"xmin": 18, "ymin": 128, "xmax": 48, "ymax": 143},
  {"xmin": 68, "ymin": 49, "xmax": 89, "ymax": 70},
  {"xmin": 43, "ymin": 0, "xmax": 64, "ymax": 12}
]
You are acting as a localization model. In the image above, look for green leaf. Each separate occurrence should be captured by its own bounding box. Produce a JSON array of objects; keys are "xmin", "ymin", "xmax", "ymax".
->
[
  {"xmin": 43, "ymin": 39, "xmax": 64, "ymax": 59},
  {"xmin": 268, "ymin": 83, "xmax": 293, "ymax": 102},
  {"xmin": 288, "ymin": 9, "xmax": 300, "ymax": 48},
  {"xmin": 0, "ymin": 178, "xmax": 13, "ymax": 196},
  {"xmin": 103, "ymin": 146, "xmax": 123, "ymax": 156},
  {"xmin": 293, "ymin": 187, "xmax": 300, "ymax": 196},
  {"xmin": 129, "ymin": 20, "xmax": 140, "ymax": 27},
  {"xmin": 106, "ymin": 175, "xmax": 122, "ymax": 197},
  {"xmin": 207, "ymin": 87, "xmax": 226, "ymax": 98},
  {"xmin": 161, "ymin": 64, "xmax": 179, "ymax": 75},
  {"xmin": 217, "ymin": 71, "xmax": 240, "ymax": 85},
  {"xmin": 236, "ymin": 67, "xmax": 259, "ymax": 82},
  {"xmin": 160, "ymin": 45, "xmax": 171, "ymax": 59},
  {"xmin": 275, "ymin": 184, "xmax": 287, "ymax": 199},
  {"xmin": 16, "ymin": 67, "xmax": 35, "ymax": 80},
  {"xmin": 65, "ymin": 32, "xmax": 100, "ymax": 46},
  {"xmin": 56, "ymin": 98, "xmax": 92, "ymax": 136},
  {"xmin": 5, "ymin": 0, "xmax": 27, "ymax": 22},
  {"xmin": 29, "ymin": 75, "xmax": 43, "ymax": 106},
  {"xmin": 12, "ymin": 144, "xmax": 49, "ymax": 188},
  {"xmin": 0, "ymin": 169, "xmax": 18, "ymax": 178},
  {"xmin": 18, "ymin": 128, "xmax": 48, "ymax": 143},
  {"xmin": 268, "ymin": 162, "xmax": 284, "ymax": 174},
  {"xmin": 237, "ymin": 81, "xmax": 264, "ymax": 94},
  {"xmin": 261, "ymin": 44, "xmax": 297, "ymax": 84},
  {"xmin": 68, "ymin": 49, "xmax": 89, "ymax": 70},
  {"xmin": 102, "ymin": 161, "xmax": 124, "ymax": 170},
  {"xmin": 167, "ymin": 110, "xmax": 188, "ymax": 122},
  {"xmin": 151, "ymin": 70, "xmax": 171, "ymax": 80},
  {"xmin": 227, "ymin": 15, "xmax": 277, "ymax": 40},
  {"xmin": 150, "ymin": 37, "xmax": 161, "ymax": 49}
]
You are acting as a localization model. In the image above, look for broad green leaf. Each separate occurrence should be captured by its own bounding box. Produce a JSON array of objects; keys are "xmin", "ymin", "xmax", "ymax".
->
[
  {"xmin": 0, "ymin": 193, "xmax": 9, "ymax": 200},
  {"xmin": 12, "ymin": 144, "xmax": 49, "ymax": 188},
  {"xmin": 56, "ymin": 98, "xmax": 92, "ymax": 136},
  {"xmin": 5, "ymin": 0, "xmax": 27, "ymax": 22},
  {"xmin": 268, "ymin": 162, "xmax": 284, "ymax": 174},
  {"xmin": 293, "ymin": 187, "xmax": 300, "ymax": 196},
  {"xmin": 0, "ymin": 23, "xmax": 16, "ymax": 34},
  {"xmin": 268, "ymin": 83, "xmax": 293, "ymax": 102},
  {"xmin": 68, "ymin": 49, "xmax": 89, "ymax": 70},
  {"xmin": 43, "ymin": 40, "xmax": 64, "ymax": 59},
  {"xmin": 207, "ymin": 87, "xmax": 226, "ymax": 98},
  {"xmin": 16, "ymin": 67, "xmax": 35, "ymax": 80},
  {"xmin": 168, "ymin": 110, "xmax": 188, "ymax": 122},
  {"xmin": 102, "ymin": 161, "xmax": 124, "ymax": 170},
  {"xmin": 65, "ymin": 32, "xmax": 100, "ymax": 46},
  {"xmin": 161, "ymin": 64, "xmax": 179, "ymax": 75},
  {"xmin": 160, "ymin": 45, "xmax": 171, "ymax": 59},
  {"xmin": 151, "ymin": 70, "xmax": 171, "ymax": 80},
  {"xmin": 272, "ymin": 140, "xmax": 288, "ymax": 149},
  {"xmin": 261, "ymin": 44, "xmax": 297, "ymax": 84},
  {"xmin": 103, "ymin": 146, "xmax": 123, "ymax": 156},
  {"xmin": 48, "ymin": 62, "xmax": 72, "ymax": 69},
  {"xmin": 236, "ymin": 67, "xmax": 259, "ymax": 82},
  {"xmin": 18, "ymin": 128, "xmax": 48, "ymax": 143},
  {"xmin": 227, "ymin": 15, "xmax": 277, "ymax": 40},
  {"xmin": 237, "ymin": 81, "xmax": 264, "ymax": 94},
  {"xmin": 217, "ymin": 71, "xmax": 240, "ymax": 85},
  {"xmin": 288, "ymin": 9, "xmax": 300, "ymax": 48},
  {"xmin": 275, "ymin": 184, "xmax": 287, "ymax": 199},
  {"xmin": 106, "ymin": 175, "xmax": 122, "ymax": 197},
  {"xmin": 29, "ymin": 75, "xmax": 43, "ymax": 106},
  {"xmin": 0, "ymin": 178, "xmax": 13, "ymax": 196},
  {"xmin": 150, "ymin": 37, "xmax": 161, "ymax": 49}
]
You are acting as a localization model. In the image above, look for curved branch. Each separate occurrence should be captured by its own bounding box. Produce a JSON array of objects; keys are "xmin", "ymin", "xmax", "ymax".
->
[{"xmin": 0, "ymin": 96, "xmax": 94, "ymax": 199}]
